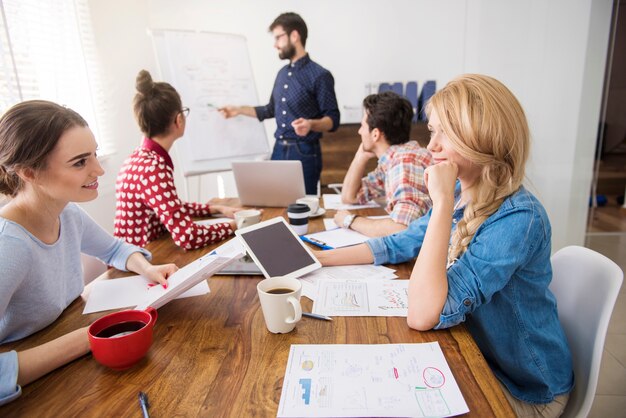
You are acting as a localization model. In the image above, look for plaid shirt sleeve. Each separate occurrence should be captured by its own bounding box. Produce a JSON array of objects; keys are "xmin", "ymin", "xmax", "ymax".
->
[
  {"xmin": 356, "ymin": 164, "xmax": 386, "ymax": 204},
  {"xmin": 386, "ymin": 152, "xmax": 432, "ymax": 225}
]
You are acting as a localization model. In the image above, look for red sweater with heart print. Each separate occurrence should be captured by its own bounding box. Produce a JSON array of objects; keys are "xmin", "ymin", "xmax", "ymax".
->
[{"xmin": 114, "ymin": 138, "xmax": 233, "ymax": 250}]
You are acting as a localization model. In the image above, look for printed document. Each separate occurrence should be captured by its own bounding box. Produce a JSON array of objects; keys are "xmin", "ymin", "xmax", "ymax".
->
[
  {"xmin": 83, "ymin": 276, "xmax": 209, "ymax": 314},
  {"xmin": 278, "ymin": 342, "xmax": 469, "ymax": 417},
  {"xmin": 83, "ymin": 239, "xmax": 244, "ymax": 313},
  {"xmin": 299, "ymin": 265, "xmax": 397, "ymax": 300},
  {"xmin": 312, "ymin": 279, "xmax": 408, "ymax": 317},
  {"xmin": 322, "ymin": 194, "xmax": 379, "ymax": 210}
]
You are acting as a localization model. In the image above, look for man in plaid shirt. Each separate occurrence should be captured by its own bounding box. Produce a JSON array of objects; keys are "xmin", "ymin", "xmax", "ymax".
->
[{"xmin": 334, "ymin": 92, "xmax": 433, "ymax": 237}]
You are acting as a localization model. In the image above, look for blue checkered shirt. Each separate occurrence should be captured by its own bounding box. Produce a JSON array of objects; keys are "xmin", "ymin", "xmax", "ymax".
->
[{"xmin": 255, "ymin": 54, "xmax": 340, "ymax": 141}]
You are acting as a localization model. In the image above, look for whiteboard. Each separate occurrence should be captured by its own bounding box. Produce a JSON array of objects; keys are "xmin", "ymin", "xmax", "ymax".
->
[{"xmin": 151, "ymin": 29, "xmax": 270, "ymax": 176}]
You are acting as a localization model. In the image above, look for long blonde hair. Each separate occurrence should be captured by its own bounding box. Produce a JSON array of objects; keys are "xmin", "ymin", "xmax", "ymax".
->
[{"xmin": 426, "ymin": 74, "xmax": 530, "ymax": 263}]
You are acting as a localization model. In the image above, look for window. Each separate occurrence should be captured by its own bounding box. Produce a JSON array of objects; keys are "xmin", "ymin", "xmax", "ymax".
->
[{"xmin": 0, "ymin": 0, "xmax": 113, "ymax": 154}]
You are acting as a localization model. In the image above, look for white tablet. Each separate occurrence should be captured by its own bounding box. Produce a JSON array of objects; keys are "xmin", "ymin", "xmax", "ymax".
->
[{"xmin": 235, "ymin": 217, "xmax": 321, "ymax": 280}]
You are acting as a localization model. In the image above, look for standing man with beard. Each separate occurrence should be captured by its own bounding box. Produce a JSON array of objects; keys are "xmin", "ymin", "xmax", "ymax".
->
[{"xmin": 219, "ymin": 12, "xmax": 340, "ymax": 196}]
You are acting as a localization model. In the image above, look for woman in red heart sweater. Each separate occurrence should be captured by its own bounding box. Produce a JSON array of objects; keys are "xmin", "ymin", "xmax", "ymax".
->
[{"xmin": 114, "ymin": 70, "xmax": 242, "ymax": 250}]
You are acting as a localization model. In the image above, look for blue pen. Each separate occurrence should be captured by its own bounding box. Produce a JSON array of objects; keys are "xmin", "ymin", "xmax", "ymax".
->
[
  {"xmin": 300, "ymin": 236, "xmax": 333, "ymax": 250},
  {"xmin": 138, "ymin": 392, "xmax": 150, "ymax": 418}
]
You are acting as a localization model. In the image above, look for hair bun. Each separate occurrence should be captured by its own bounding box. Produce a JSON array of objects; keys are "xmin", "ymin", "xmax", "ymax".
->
[{"xmin": 135, "ymin": 70, "xmax": 154, "ymax": 95}]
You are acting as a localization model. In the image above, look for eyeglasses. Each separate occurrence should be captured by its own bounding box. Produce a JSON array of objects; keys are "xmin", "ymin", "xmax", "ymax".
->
[
  {"xmin": 180, "ymin": 107, "xmax": 190, "ymax": 117},
  {"xmin": 274, "ymin": 32, "xmax": 288, "ymax": 42}
]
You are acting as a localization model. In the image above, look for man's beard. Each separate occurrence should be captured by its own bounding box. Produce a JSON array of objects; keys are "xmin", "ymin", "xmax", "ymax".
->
[{"xmin": 279, "ymin": 42, "xmax": 296, "ymax": 60}]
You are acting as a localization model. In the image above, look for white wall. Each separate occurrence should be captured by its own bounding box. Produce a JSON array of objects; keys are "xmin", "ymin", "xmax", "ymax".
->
[{"xmin": 85, "ymin": 0, "xmax": 612, "ymax": 251}]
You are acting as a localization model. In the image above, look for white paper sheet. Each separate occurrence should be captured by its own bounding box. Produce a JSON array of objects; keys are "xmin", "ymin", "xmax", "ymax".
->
[
  {"xmin": 303, "ymin": 228, "xmax": 369, "ymax": 249},
  {"xmin": 312, "ymin": 279, "xmax": 409, "ymax": 316},
  {"xmin": 278, "ymin": 343, "xmax": 469, "ymax": 417},
  {"xmin": 194, "ymin": 217, "xmax": 232, "ymax": 227},
  {"xmin": 299, "ymin": 265, "xmax": 397, "ymax": 301},
  {"xmin": 323, "ymin": 218, "xmax": 339, "ymax": 231},
  {"xmin": 322, "ymin": 194, "xmax": 380, "ymax": 210},
  {"xmin": 84, "ymin": 239, "xmax": 244, "ymax": 313},
  {"xmin": 323, "ymin": 215, "xmax": 391, "ymax": 231},
  {"xmin": 83, "ymin": 276, "xmax": 209, "ymax": 314}
]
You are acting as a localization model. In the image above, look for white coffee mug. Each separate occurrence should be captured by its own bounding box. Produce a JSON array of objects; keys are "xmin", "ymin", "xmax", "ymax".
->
[
  {"xmin": 234, "ymin": 209, "xmax": 262, "ymax": 229},
  {"xmin": 257, "ymin": 277, "xmax": 303, "ymax": 334},
  {"xmin": 296, "ymin": 197, "xmax": 320, "ymax": 215}
]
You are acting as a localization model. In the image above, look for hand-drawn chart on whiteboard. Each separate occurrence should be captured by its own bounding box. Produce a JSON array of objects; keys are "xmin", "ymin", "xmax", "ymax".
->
[
  {"xmin": 151, "ymin": 30, "xmax": 270, "ymax": 176},
  {"xmin": 277, "ymin": 343, "xmax": 469, "ymax": 417}
]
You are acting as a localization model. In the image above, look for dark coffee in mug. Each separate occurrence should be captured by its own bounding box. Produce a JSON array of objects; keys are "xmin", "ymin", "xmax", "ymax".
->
[
  {"xmin": 267, "ymin": 288, "xmax": 294, "ymax": 295},
  {"xmin": 96, "ymin": 321, "xmax": 147, "ymax": 338}
]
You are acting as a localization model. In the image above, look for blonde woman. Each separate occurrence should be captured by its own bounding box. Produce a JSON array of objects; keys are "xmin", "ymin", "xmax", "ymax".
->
[{"xmin": 316, "ymin": 74, "xmax": 573, "ymax": 417}]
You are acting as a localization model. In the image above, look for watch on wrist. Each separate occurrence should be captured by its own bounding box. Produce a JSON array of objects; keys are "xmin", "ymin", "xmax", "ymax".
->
[{"xmin": 343, "ymin": 214, "xmax": 357, "ymax": 229}]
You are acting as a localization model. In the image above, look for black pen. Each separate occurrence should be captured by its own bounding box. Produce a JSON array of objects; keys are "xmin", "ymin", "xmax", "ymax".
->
[
  {"xmin": 139, "ymin": 391, "xmax": 150, "ymax": 418},
  {"xmin": 303, "ymin": 312, "xmax": 333, "ymax": 321}
]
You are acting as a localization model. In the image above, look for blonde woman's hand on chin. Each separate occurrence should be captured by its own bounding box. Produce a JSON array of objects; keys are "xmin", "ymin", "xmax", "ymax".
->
[{"xmin": 424, "ymin": 162, "xmax": 458, "ymax": 207}]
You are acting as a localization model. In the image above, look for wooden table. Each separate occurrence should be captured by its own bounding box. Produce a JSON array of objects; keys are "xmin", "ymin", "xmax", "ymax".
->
[{"xmin": 0, "ymin": 204, "xmax": 514, "ymax": 417}]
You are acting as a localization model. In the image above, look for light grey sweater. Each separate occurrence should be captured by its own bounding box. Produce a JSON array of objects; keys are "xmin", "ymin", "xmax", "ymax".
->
[{"xmin": 0, "ymin": 203, "xmax": 150, "ymax": 405}]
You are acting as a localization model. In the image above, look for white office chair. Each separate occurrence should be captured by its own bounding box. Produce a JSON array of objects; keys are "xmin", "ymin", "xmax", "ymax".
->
[{"xmin": 549, "ymin": 246, "xmax": 623, "ymax": 418}]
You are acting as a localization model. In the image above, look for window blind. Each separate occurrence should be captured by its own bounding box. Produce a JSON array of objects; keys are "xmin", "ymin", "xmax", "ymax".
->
[{"xmin": 0, "ymin": 0, "xmax": 113, "ymax": 155}]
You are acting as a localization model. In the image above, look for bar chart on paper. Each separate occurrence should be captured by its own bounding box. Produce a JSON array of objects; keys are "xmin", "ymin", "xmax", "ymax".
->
[{"xmin": 278, "ymin": 343, "xmax": 469, "ymax": 417}]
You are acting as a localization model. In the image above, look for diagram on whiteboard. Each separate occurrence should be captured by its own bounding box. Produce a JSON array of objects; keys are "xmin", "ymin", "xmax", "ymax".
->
[
  {"xmin": 278, "ymin": 343, "xmax": 469, "ymax": 417},
  {"xmin": 151, "ymin": 30, "xmax": 270, "ymax": 175}
]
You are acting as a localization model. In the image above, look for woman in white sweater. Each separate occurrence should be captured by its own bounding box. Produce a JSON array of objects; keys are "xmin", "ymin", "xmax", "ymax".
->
[{"xmin": 0, "ymin": 100, "xmax": 178, "ymax": 405}]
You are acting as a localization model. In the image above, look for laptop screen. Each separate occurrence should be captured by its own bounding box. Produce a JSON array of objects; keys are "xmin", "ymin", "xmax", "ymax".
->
[{"xmin": 238, "ymin": 220, "xmax": 318, "ymax": 278}]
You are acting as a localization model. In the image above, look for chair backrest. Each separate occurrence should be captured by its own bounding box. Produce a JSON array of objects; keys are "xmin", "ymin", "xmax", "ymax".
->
[
  {"xmin": 417, "ymin": 80, "xmax": 436, "ymax": 121},
  {"xmin": 81, "ymin": 253, "xmax": 107, "ymax": 284},
  {"xmin": 549, "ymin": 246, "xmax": 623, "ymax": 418}
]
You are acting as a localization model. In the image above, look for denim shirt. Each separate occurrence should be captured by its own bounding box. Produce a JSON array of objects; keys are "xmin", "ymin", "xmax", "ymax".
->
[{"xmin": 367, "ymin": 184, "xmax": 574, "ymax": 404}]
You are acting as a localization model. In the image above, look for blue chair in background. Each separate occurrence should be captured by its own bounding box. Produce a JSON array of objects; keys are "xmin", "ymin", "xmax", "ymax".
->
[
  {"xmin": 418, "ymin": 80, "xmax": 436, "ymax": 121},
  {"xmin": 378, "ymin": 82, "xmax": 392, "ymax": 93},
  {"xmin": 390, "ymin": 82, "xmax": 403, "ymax": 96},
  {"xmin": 405, "ymin": 81, "xmax": 418, "ymax": 123}
]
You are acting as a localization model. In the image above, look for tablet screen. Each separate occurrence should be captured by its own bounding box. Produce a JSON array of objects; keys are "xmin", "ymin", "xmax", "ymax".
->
[{"xmin": 238, "ymin": 219, "xmax": 319, "ymax": 278}]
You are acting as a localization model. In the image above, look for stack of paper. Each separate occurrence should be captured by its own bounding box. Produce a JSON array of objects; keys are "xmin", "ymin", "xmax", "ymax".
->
[{"xmin": 83, "ymin": 239, "xmax": 244, "ymax": 313}]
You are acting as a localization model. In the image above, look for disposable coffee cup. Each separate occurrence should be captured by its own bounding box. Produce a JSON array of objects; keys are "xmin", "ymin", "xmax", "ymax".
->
[
  {"xmin": 287, "ymin": 203, "xmax": 310, "ymax": 235},
  {"xmin": 257, "ymin": 277, "xmax": 303, "ymax": 334}
]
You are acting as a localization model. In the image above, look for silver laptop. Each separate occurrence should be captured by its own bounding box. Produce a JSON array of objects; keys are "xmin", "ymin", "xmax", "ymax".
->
[{"xmin": 231, "ymin": 160, "xmax": 306, "ymax": 207}]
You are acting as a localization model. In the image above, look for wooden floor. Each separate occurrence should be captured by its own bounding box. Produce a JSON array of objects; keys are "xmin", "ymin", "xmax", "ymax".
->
[{"xmin": 587, "ymin": 198, "xmax": 626, "ymax": 233}]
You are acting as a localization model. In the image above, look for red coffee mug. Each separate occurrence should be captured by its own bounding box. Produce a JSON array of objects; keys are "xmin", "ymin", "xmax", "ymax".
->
[{"xmin": 88, "ymin": 307, "xmax": 158, "ymax": 370}]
